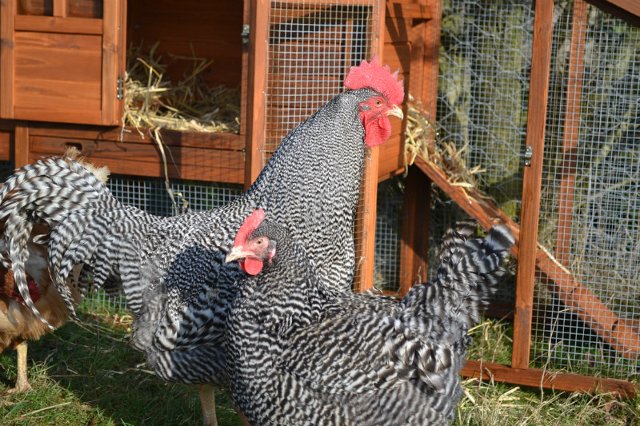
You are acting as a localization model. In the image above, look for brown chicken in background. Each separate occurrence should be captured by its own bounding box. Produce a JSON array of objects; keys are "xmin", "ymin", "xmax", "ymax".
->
[{"xmin": 0, "ymin": 223, "xmax": 80, "ymax": 393}]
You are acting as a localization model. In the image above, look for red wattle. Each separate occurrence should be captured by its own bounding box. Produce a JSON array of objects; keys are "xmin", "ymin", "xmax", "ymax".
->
[
  {"xmin": 242, "ymin": 257, "xmax": 264, "ymax": 276},
  {"xmin": 364, "ymin": 116, "xmax": 392, "ymax": 147}
]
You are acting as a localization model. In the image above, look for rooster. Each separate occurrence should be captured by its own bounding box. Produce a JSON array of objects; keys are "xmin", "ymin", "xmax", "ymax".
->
[
  {"xmin": 0, "ymin": 57, "xmax": 404, "ymax": 425},
  {"xmin": 224, "ymin": 209, "xmax": 514, "ymax": 425}
]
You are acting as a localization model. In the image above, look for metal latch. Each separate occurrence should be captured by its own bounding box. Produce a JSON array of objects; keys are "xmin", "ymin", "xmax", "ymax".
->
[
  {"xmin": 241, "ymin": 24, "xmax": 250, "ymax": 45},
  {"xmin": 116, "ymin": 76, "xmax": 124, "ymax": 100},
  {"xmin": 523, "ymin": 145, "xmax": 533, "ymax": 167}
]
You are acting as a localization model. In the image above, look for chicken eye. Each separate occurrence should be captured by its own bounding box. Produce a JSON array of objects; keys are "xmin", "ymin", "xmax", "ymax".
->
[
  {"xmin": 255, "ymin": 238, "xmax": 263, "ymax": 246},
  {"xmin": 375, "ymin": 99, "xmax": 382, "ymax": 107}
]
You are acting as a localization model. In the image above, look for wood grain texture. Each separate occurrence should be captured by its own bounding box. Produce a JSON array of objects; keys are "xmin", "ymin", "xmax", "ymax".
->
[
  {"xmin": 511, "ymin": 0, "xmax": 554, "ymax": 369},
  {"xmin": 555, "ymin": 0, "xmax": 587, "ymax": 271},
  {"xmin": 14, "ymin": 15, "xmax": 102, "ymax": 34},
  {"xmin": 25, "ymin": 125, "xmax": 245, "ymax": 183},
  {"xmin": 461, "ymin": 360, "xmax": 636, "ymax": 397},
  {"xmin": 244, "ymin": 0, "xmax": 269, "ymax": 188},
  {"xmin": 398, "ymin": 166, "xmax": 430, "ymax": 296},
  {"xmin": 0, "ymin": 0, "xmax": 17, "ymax": 118}
]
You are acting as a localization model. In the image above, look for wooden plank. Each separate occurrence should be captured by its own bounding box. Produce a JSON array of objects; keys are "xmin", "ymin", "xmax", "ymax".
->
[
  {"xmin": 355, "ymin": 147, "xmax": 380, "ymax": 292},
  {"xmin": 29, "ymin": 135, "xmax": 245, "ymax": 184},
  {"xmin": 461, "ymin": 360, "xmax": 637, "ymax": 397},
  {"xmin": 416, "ymin": 0, "xmax": 441, "ymax": 113},
  {"xmin": 0, "ymin": 0, "xmax": 16, "ymax": 118},
  {"xmin": 14, "ymin": 124, "xmax": 30, "ymax": 168},
  {"xmin": 398, "ymin": 166, "xmax": 430, "ymax": 296},
  {"xmin": 54, "ymin": 0, "xmax": 68, "ymax": 17},
  {"xmin": 0, "ymin": 130, "xmax": 12, "ymax": 161},
  {"xmin": 413, "ymin": 156, "xmax": 640, "ymax": 359},
  {"xmin": 14, "ymin": 15, "xmax": 102, "ymax": 34},
  {"xmin": 511, "ymin": 0, "xmax": 554, "ymax": 370},
  {"xmin": 555, "ymin": 0, "xmax": 588, "ymax": 267},
  {"xmin": 386, "ymin": 1, "xmax": 433, "ymax": 19},
  {"xmin": 598, "ymin": 0, "xmax": 640, "ymax": 17},
  {"xmin": 67, "ymin": 0, "xmax": 103, "ymax": 18},
  {"xmin": 100, "ymin": 0, "xmax": 126, "ymax": 125},
  {"xmin": 587, "ymin": 0, "xmax": 640, "ymax": 26},
  {"xmin": 26, "ymin": 125, "xmax": 245, "ymax": 150},
  {"xmin": 13, "ymin": 107, "xmax": 102, "ymax": 125},
  {"xmin": 240, "ymin": 0, "xmax": 251, "ymax": 137},
  {"xmin": 245, "ymin": 0, "xmax": 270, "ymax": 188}
]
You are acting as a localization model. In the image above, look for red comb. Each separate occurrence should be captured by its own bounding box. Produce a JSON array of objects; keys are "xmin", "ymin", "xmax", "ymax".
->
[
  {"xmin": 344, "ymin": 56, "xmax": 404, "ymax": 105},
  {"xmin": 234, "ymin": 208, "xmax": 266, "ymax": 246}
]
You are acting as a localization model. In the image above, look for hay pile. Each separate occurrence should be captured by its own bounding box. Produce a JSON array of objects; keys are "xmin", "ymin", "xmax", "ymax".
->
[
  {"xmin": 123, "ymin": 43, "xmax": 240, "ymax": 136},
  {"xmin": 404, "ymin": 96, "xmax": 487, "ymax": 198}
]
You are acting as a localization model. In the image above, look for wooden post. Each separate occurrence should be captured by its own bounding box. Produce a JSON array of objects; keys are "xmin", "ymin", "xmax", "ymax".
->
[
  {"xmin": 355, "ymin": 148, "xmax": 381, "ymax": 292},
  {"xmin": 511, "ymin": 0, "xmax": 555, "ymax": 369},
  {"xmin": 14, "ymin": 123, "xmax": 30, "ymax": 168},
  {"xmin": 0, "ymin": 0, "xmax": 16, "ymax": 119},
  {"xmin": 399, "ymin": 166, "xmax": 430, "ymax": 295},
  {"xmin": 244, "ymin": 0, "xmax": 269, "ymax": 189},
  {"xmin": 555, "ymin": 0, "xmax": 588, "ymax": 266},
  {"xmin": 398, "ymin": 0, "xmax": 441, "ymax": 295},
  {"xmin": 355, "ymin": 0, "xmax": 386, "ymax": 292},
  {"xmin": 54, "ymin": 0, "xmax": 68, "ymax": 17}
]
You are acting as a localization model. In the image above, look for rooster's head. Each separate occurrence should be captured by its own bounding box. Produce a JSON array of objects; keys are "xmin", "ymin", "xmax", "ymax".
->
[{"xmin": 344, "ymin": 56, "xmax": 404, "ymax": 147}]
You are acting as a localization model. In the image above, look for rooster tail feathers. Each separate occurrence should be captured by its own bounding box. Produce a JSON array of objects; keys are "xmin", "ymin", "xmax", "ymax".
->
[
  {"xmin": 440, "ymin": 221, "xmax": 514, "ymax": 328},
  {"xmin": 0, "ymin": 156, "xmax": 116, "ymax": 323}
]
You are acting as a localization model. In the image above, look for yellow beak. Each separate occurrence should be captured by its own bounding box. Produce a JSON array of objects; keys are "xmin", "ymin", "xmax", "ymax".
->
[{"xmin": 386, "ymin": 105, "xmax": 404, "ymax": 120}]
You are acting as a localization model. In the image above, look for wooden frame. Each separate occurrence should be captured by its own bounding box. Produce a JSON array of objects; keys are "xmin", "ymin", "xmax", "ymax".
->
[
  {"xmin": 0, "ymin": 0, "xmax": 127, "ymax": 126},
  {"xmin": 511, "ymin": 0, "xmax": 555, "ymax": 370}
]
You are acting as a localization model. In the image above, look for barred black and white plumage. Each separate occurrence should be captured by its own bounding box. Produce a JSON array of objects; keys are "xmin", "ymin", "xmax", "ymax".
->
[
  {"xmin": 0, "ymin": 59, "xmax": 405, "ymax": 424},
  {"xmin": 225, "ymin": 216, "xmax": 514, "ymax": 425}
]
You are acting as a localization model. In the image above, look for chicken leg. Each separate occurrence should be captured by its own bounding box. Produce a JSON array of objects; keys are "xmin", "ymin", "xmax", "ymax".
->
[
  {"xmin": 10, "ymin": 342, "xmax": 32, "ymax": 393},
  {"xmin": 198, "ymin": 384, "xmax": 217, "ymax": 426}
]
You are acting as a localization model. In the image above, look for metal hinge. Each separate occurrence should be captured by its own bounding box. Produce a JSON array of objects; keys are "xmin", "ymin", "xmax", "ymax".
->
[
  {"xmin": 523, "ymin": 145, "xmax": 533, "ymax": 167},
  {"xmin": 116, "ymin": 76, "xmax": 124, "ymax": 100},
  {"xmin": 241, "ymin": 24, "xmax": 250, "ymax": 45}
]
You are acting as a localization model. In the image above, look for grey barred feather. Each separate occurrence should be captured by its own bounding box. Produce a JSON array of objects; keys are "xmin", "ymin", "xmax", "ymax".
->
[
  {"xmin": 0, "ymin": 88, "xmax": 391, "ymax": 391},
  {"xmin": 225, "ymin": 220, "xmax": 514, "ymax": 425}
]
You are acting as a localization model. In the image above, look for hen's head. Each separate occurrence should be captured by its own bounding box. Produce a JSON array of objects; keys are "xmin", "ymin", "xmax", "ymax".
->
[
  {"xmin": 226, "ymin": 209, "xmax": 275, "ymax": 276},
  {"xmin": 344, "ymin": 56, "xmax": 405, "ymax": 147}
]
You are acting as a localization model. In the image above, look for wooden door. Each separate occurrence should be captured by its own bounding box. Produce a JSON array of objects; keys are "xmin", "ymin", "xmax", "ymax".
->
[{"xmin": 0, "ymin": 0, "xmax": 127, "ymax": 125}]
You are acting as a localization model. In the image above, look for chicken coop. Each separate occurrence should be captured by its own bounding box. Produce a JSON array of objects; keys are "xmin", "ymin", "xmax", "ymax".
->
[{"xmin": 0, "ymin": 0, "xmax": 638, "ymax": 399}]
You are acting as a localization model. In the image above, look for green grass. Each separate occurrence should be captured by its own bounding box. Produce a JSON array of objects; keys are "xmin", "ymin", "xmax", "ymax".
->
[
  {"xmin": 0, "ymin": 301, "xmax": 243, "ymax": 426},
  {"xmin": 1, "ymin": 305, "xmax": 638, "ymax": 425}
]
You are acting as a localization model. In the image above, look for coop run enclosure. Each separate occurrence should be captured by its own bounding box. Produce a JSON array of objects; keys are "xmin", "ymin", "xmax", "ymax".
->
[{"xmin": 0, "ymin": 0, "xmax": 637, "ymax": 396}]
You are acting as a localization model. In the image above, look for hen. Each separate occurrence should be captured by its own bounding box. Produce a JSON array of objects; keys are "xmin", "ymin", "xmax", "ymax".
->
[
  {"xmin": 224, "ymin": 209, "xmax": 514, "ymax": 425},
  {"xmin": 0, "ymin": 224, "xmax": 79, "ymax": 393},
  {"xmin": 0, "ymin": 58, "xmax": 404, "ymax": 424}
]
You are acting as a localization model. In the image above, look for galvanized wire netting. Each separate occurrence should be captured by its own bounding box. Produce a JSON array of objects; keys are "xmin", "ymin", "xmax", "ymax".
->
[
  {"xmin": 531, "ymin": 2, "xmax": 640, "ymax": 378},
  {"xmin": 428, "ymin": 0, "xmax": 534, "ymax": 307},
  {"xmin": 373, "ymin": 178, "xmax": 404, "ymax": 292}
]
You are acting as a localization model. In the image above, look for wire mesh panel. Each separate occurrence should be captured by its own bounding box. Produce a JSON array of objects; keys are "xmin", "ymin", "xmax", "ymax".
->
[
  {"xmin": 264, "ymin": 0, "xmax": 381, "ymax": 161},
  {"xmin": 531, "ymin": 2, "xmax": 640, "ymax": 379},
  {"xmin": 373, "ymin": 178, "xmax": 404, "ymax": 292},
  {"xmin": 431, "ymin": 0, "xmax": 534, "ymax": 308}
]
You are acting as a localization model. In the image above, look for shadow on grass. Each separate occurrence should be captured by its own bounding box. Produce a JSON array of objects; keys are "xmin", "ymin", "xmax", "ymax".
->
[{"xmin": 0, "ymin": 308, "xmax": 242, "ymax": 425}]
